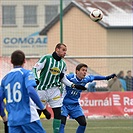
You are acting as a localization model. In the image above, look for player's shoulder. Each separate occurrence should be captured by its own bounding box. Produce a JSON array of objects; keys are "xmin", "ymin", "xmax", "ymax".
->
[
  {"xmin": 66, "ymin": 73, "xmax": 75, "ymax": 79},
  {"xmin": 37, "ymin": 54, "xmax": 52, "ymax": 63},
  {"xmin": 40, "ymin": 54, "xmax": 52, "ymax": 60},
  {"xmin": 22, "ymin": 68, "xmax": 33, "ymax": 75},
  {"xmin": 61, "ymin": 59, "xmax": 66, "ymax": 64}
]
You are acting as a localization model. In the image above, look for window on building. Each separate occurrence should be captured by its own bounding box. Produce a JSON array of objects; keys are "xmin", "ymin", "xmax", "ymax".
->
[
  {"xmin": 2, "ymin": 5, "xmax": 16, "ymax": 25},
  {"xmin": 45, "ymin": 5, "xmax": 58, "ymax": 24},
  {"xmin": 24, "ymin": 5, "xmax": 37, "ymax": 25}
]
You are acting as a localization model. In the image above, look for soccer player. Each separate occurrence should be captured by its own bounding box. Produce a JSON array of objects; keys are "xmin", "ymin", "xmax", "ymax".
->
[
  {"xmin": 0, "ymin": 50, "xmax": 46, "ymax": 133},
  {"xmin": 32, "ymin": 43, "xmax": 86, "ymax": 133},
  {"xmin": 0, "ymin": 101, "xmax": 8, "ymax": 133},
  {"xmin": 59, "ymin": 63, "xmax": 116, "ymax": 133}
]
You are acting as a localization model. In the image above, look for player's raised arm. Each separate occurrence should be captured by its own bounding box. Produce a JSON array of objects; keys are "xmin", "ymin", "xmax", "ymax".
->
[{"xmin": 92, "ymin": 74, "xmax": 116, "ymax": 80}]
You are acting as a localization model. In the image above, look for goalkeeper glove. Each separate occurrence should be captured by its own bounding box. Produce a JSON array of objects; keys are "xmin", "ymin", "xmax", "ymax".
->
[
  {"xmin": 106, "ymin": 74, "xmax": 116, "ymax": 80},
  {"xmin": 71, "ymin": 84, "xmax": 86, "ymax": 90}
]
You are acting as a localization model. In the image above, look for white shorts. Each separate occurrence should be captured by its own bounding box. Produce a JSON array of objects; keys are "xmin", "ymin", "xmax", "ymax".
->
[{"xmin": 37, "ymin": 87, "xmax": 62, "ymax": 108}]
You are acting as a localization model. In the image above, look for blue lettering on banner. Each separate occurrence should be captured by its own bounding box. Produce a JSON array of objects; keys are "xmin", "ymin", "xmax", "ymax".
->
[
  {"xmin": 3, "ymin": 31, "xmax": 47, "ymax": 45},
  {"xmin": 3, "ymin": 37, "xmax": 47, "ymax": 44}
]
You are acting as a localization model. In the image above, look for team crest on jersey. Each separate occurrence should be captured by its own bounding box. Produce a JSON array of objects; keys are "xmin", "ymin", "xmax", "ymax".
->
[{"xmin": 50, "ymin": 67, "xmax": 60, "ymax": 75}]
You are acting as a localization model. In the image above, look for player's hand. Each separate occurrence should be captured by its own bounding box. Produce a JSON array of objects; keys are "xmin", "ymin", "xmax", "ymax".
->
[
  {"xmin": 35, "ymin": 78, "xmax": 39, "ymax": 85},
  {"xmin": 106, "ymin": 74, "xmax": 116, "ymax": 80},
  {"xmin": 72, "ymin": 84, "xmax": 87, "ymax": 90},
  {"xmin": 43, "ymin": 109, "xmax": 51, "ymax": 120}
]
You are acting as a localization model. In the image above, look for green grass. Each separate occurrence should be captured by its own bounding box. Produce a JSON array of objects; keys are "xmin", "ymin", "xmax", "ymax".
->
[{"xmin": 0, "ymin": 118, "xmax": 133, "ymax": 133}]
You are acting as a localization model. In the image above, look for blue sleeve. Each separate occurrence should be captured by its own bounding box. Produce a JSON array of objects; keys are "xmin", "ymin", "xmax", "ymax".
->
[
  {"xmin": 25, "ymin": 70, "xmax": 37, "ymax": 88},
  {"xmin": 0, "ymin": 102, "xmax": 6, "ymax": 117},
  {"xmin": 0, "ymin": 86, "xmax": 5, "ymax": 117},
  {"xmin": 66, "ymin": 73, "xmax": 74, "ymax": 81},
  {"xmin": 27, "ymin": 86, "xmax": 45, "ymax": 110},
  {"xmin": 93, "ymin": 75, "xmax": 106, "ymax": 80}
]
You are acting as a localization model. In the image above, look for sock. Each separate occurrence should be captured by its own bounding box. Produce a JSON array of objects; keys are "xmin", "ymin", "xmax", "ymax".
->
[
  {"xmin": 53, "ymin": 119, "xmax": 61, "ymax": 133},
  {"xmin": 59, "ymin": 123, "xmax": 65, "ymax": 133},
  {"xmin": 76, "ymin": 125, "xmax": 86, "ymax": 133}
]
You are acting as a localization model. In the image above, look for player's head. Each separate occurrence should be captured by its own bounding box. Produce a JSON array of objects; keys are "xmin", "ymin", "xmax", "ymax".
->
[
  {"xmin": 75, "ymin": 63, "xmax": 88, "ymax": 79},
  {"xmin": 127, "ymin": 70, "xmax": 131, "ymax": 77},
  {"xmin": 11, "ymin": 50, "xmax": 25, "ymax": 67},
  {"xmin": 55, "ymin": 43, "xmax": 67, "ymax": 58}
]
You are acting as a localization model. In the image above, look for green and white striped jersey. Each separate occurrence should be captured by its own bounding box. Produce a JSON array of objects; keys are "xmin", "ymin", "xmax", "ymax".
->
[{"xmin": 33, "ymin": 54, "xmax": 66, "ymax": 90}]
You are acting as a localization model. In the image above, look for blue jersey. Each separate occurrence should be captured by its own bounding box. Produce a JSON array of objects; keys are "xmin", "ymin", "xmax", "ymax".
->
[
  {"xmin": 0, "ymin": 68, "xmax": 39, "ymax": 126},
  {"xmin": 63, "ymin": 73, "xmax": 95, "ymax": 105}
]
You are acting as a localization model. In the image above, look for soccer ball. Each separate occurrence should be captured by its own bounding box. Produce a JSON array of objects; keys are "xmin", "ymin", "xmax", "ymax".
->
[{"xmin": 89, "ymin": 9, "xmax": 103, "ymax": 22}]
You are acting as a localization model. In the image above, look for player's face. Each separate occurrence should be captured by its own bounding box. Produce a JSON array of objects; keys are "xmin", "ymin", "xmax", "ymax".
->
[
  {"xmin": 76, "ymin": 67, "xmax": 87, "ymax": 79},
  {"xmin": 56, "ymin": 45, "xmax": 67, "ymax": 58}
]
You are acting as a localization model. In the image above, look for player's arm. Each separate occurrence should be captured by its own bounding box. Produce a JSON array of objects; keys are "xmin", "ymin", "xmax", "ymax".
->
[
  {"xmin": 0, "ymin": 102, "xmax": 6, "ymax": 118},
  {"xmin": 32, "ymin": 56, "xmax": 46, "ymax": 80},
  {"xmin": 0, "ymin": 86, "xmax": 5, "ymax": 117},
  {"xmin": 61, "ymin": 74, "xmax": 86, "ymax": 90},
  {"xmin": 0, "ymin": 85, "xmax": 8, "ymax": 133},
  {"xmin": 25, "ymin": 70, "xmax": 45, "ymax": 110},
  {"xmin": 27, "ymin": 86, "xmax": 45, "ymax": 110},
  {"xmin": 93, "ymin": 74, "xmax": 116, "ymax": 80}
]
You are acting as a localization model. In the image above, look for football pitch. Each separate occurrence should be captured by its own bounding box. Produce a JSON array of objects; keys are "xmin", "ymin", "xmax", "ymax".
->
[{"xmin": 0, "ymin": 118, "xmax": 133, "ymax": 133}]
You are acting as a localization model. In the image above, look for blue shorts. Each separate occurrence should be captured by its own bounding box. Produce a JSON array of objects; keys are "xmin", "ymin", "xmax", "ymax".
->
[
  {"xmin": 61, "ymin": 104, "xmax": 84, "ymax": 119},
  {"xmin": 9, "ymin": 120, "xmax": 46, "ymax": 133}
]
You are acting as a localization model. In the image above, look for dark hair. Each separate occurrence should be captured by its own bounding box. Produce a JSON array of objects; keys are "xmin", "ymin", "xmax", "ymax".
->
[
  {"xmin": 127, "ymin": 70, "xmax": 131, "ymax": 73},
  {"xmin": 11, "ymin": 50, "xmax": 25, "ymax": 66},
  {"xmin": 55, "ymin": 43, "xmax": 66, "ymax": 49},
  {"xmin": 76, "ymin": 63, "xmax": 88, "ymax": 71},
  {"xmin": 117, "ymin": 70, "xmax": 124, "ymax": 78}
]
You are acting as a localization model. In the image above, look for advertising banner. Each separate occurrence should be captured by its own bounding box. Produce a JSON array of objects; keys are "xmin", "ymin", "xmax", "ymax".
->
[
  {"xmin": 44, "ymin": 92, "xmax": 133, "ymax": 118},
  {"xmin": 80, "ymin": 92, "xmax": 133, "ymax": 116}
]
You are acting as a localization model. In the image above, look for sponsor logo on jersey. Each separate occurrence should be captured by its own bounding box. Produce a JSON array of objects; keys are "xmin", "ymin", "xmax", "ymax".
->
[{"xmin": 50, "ymin": 67, "xmax": 60, "ymax": 75}]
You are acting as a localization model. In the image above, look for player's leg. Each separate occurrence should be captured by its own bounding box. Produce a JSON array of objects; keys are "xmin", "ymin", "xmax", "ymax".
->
[
  {"xmin": 59, "ymin": 105, "xmax": 69, "ymax": 133},
  {"xmin": 52, "ymin": 107, "xmax": 61, "ymax": 133},
  {"xmin": 69, "ymin": 105, "xmax": 86, "ymax": 133},
  {"xmin": 48, "ymin": 87, "xmax": 63, "ymax": 133},
  {"xmin": 59, "ymin": 115, "xmax": 67, "ymax": 133},
  {"xmin": 3, "ymin": 121, "xmax": 8, "ymax": 133},
  {"xmin": 75, "ymin": 116, "xmax": 87, "ymax": 133},
  {"xmin": 1, "ymin": 116, "xmax": 8, "ymax": 133},
  {"xmin": 22, "ymin": 120, "xmax": 46, "ymax": 133},
  {"xmin": 36, "ymin": 90, "xmax": 51, "ymax": 119}
]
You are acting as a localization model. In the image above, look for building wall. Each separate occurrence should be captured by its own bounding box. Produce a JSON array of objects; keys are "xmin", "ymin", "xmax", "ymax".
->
[
  {"xmin": 107, "ymin": 29, "xmax": 132, "ymax": 74},
  {"xmin": 0, "ymin": 0, "xmax": 70, "ymax": 56},
  {"xmin": 47, "ymin": 6, "xmax": 108, "ymax": 74},
  {"xmin": 47, "ymin": 6, "xmax": 132, "ymax": 75}
]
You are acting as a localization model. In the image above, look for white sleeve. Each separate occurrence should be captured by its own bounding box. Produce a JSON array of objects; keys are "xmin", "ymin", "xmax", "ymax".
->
[
  {"xmin": 33, "ymin": 60, "xmax": 46, "ymax": 72},
  {"xmin": 61, "ymin": 75, "xmax": 73, "ymax": 87}
]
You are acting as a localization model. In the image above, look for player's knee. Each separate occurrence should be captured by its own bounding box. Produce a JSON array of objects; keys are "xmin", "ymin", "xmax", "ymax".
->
[{"xmin": 80, "ymin": 121, "xmax": 87, "ymax": 126}]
